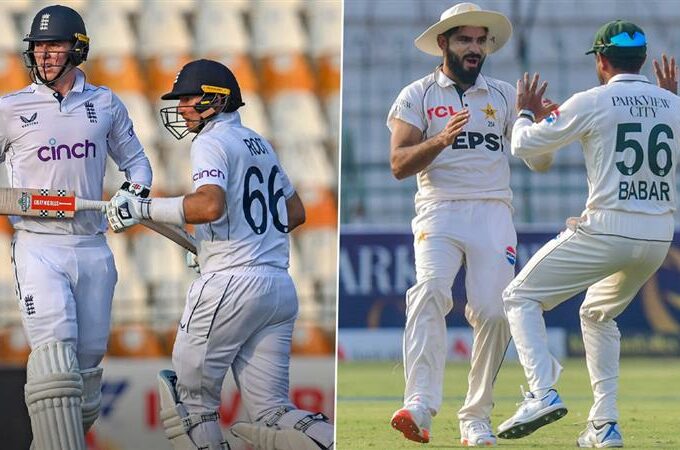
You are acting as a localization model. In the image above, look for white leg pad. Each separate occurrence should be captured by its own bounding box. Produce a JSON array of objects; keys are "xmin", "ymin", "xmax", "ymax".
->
[
  {"xmin": 231, "ymin": 407, "xmax": 334, "ymax": 450},
  {"xmin": 158, "ymin": 369, "xmax": 230, "ymax": 450},
  {"xmin": 81, "ymin": 367, "xmax": 103, "ymax": 433},
  {"xmin": 25, "ymin": 341, "xmax": 85, "ymax": 450}
]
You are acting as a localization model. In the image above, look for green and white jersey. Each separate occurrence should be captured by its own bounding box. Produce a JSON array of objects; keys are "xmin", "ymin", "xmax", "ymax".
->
[
  {"xmin": 0, "ymin": 69, "xmax": 152, "ymax": 235},
  {"xmin": 387, "ymin": 69, "xmax": 516, "ymax": 213},
  {"xmin": 190, "ymin": 112, "xmax": 295, "ymax": 273},
  {"xmin": 512, "ymin": 74, "xmax": 680, "ymax": 241}
]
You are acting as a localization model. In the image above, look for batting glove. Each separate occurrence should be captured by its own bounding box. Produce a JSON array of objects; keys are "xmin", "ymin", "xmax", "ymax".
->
[
  {"xmin": 116, "ymin": 181, "xmax": 150, "ymax": 198},
  {"xmin": 106, "ymin": 191, "xmax": 152, "ymax": 232}
]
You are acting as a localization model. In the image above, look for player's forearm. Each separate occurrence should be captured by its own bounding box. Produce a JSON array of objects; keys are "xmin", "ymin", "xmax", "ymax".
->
[
  {"xmin": 511, "ymin": 117, "xmax": 560, "ymax": 159},
  {"xmin": 286, "ymin": 192, "xmax": 305, "ymax": 232},
  {"xmin": 122, "ymin": 153, "xmax": 153, "ymax": 187},
  {"xmin": 390, "ymin": 135, "xmax": 448, "ymax": 179},
  {"xmin": 182, "ymin": 190, "xmax": 225, "ymax": 224}
]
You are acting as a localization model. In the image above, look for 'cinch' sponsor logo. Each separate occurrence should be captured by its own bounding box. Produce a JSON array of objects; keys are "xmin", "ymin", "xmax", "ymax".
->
[
  {"xmin": 193, "ymin": 168, "xmax": 225, "ymax": 181},
  {"xmin": 37, "ymin": 138, "xmax": 97, "ymax": 161}
]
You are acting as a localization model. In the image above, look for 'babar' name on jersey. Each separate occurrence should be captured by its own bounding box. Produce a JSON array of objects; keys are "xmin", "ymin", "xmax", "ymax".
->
[
  {"xmin": 189, "ymin": 112, "xmax": 295, "ymax": 273},
  {"xmin": 388, "ymin": 69, "xmax": 516, "ymax": 211}
]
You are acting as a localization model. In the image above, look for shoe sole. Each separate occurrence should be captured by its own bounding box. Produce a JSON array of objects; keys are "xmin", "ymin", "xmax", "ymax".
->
[
  {"xmin": 391, "ymin": 410, "xmax": 430, "ymax": 443},
  {"xmin": 576, "ymin": 438, "xmax": 624, "ymax": 448},
  {"xmin": 461, "ymin": 438, "xmax": 497, "ymax": 447},
  {"xmin": 497, "ymin": 406, "xmax": 568, "ymax": 439}
]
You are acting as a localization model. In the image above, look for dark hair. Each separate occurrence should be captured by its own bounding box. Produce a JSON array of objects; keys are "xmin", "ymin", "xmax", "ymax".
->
[{"xmin": 603, "ymin": 53, "xmax": 645, "ymax": 72}]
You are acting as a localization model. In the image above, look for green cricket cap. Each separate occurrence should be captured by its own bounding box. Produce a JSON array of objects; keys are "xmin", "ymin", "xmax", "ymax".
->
[{"xmin": 586, "ymin": 20, "xmax": 647, "ymax": 58}]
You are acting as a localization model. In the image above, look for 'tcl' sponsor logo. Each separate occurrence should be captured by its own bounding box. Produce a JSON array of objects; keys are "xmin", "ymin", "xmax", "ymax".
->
[
  {"xmin": 427, "ymin": 105, "xmax": 457, "ymax": 120},
  {"xmin": 38, "ymin": 138, "xmax": 97, "ymax": 161}
]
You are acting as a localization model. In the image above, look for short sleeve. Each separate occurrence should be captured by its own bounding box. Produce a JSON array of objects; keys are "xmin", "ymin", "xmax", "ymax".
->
[
  {"xmin": 387, "ymin": 83, "xmax": 426, "ymax": 132},
  {"xmin": 190, "ymin": 136, "xmax": 228, "ymax": 191}
]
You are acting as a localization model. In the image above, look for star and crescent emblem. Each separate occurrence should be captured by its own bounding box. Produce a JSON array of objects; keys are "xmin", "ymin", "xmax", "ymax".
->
[{"xmin": 481, "ymin": 103, "xmax": 497, "ymax": 120}]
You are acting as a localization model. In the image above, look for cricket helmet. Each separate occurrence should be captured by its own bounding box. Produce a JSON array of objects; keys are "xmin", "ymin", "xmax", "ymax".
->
[
  {"xmin": 23, "ymin": 4, "xmax": 89, "ymax": 85},
  {"xmin": 160, "ymin": 59, "xmax": 245, "ymax": 140}
]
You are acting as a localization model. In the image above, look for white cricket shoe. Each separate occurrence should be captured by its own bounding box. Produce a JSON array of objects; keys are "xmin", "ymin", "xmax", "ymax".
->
[
  {"xmin": 497, "ymin": 387, "xmax": 568, "ymax": 439},
  {"xmin": 460, "ymin": 419, "xmax": 497, "ymax": 447},
  {"xmin": 390, "ymin": 405, "xmax": 431, "ymax": 443},
  {"xmin": 577, "ymin": 421, "xmax": 623, "ymax": 448}
]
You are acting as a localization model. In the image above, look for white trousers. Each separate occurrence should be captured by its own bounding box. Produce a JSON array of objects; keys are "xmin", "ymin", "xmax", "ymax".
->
[
  {"xmin": 12, "ymin": 231, "xmax": 117, "ymax": 369},
  {"xmin": 173, "ymin": 268, "xmax": 298, "ymax": 421},
  {"xmin": 503, "ymin": 228, "xmax": 669, "ymax": 422},
  {"xmin": 403, "ymin": 200, "xmax": 515, "ymax": 421}
]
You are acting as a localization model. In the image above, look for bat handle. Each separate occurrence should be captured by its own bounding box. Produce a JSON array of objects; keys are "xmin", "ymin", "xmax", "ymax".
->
[{"xmin": 76, "ymin": 198, "xmax": 108, "ymax": 212}]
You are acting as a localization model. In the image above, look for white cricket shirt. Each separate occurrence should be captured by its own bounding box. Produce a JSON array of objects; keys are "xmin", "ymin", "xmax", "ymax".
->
[
  {"xmin": 387, "ymin": 68, "xmax": 516, "ymax": 213},
  {"xmin": 0, "ymin": 69, "xmax": 152, "ymax": 235},
  {"xmin": 190, "ymin": 112, "xmax": 294, "ymax": 272},
  {"xmin": 512, "ymin": 74, "xmax": 680, "ymax": 241}
]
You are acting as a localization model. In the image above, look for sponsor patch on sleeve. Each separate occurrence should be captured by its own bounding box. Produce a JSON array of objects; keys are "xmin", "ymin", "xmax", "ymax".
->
[{"xmin": 544, "ymin": 109, "xmax": 560, "ymax": 124}]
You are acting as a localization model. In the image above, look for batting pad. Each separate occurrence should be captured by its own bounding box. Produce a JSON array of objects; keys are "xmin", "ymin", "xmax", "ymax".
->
[
  {"xmin": 231, "ymin": 422, "xmax": 330, "ymax": 450},
  {"xmin": 232, "ymin": 407, "xmax": 334, "ymax": 450},
  {"xmin": 158, "ymin": 369, "xmax": 229, "ymax": 450},
  {"xmin": 81, "ymin": 367, "xmax": 103, "ymax": 433},
  {"xmin": 24, "ymin": 341, "xmax": 86, "ymax": 450}
]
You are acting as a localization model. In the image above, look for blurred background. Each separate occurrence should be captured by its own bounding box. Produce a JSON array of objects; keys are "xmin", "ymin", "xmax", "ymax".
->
[
  {"xmin": 338, "ymin": 0, "xmax": 680, "ymax": 447},
  {"xmin": 0, "ymin": 1, "xmax": 340, "ymax": 449}
]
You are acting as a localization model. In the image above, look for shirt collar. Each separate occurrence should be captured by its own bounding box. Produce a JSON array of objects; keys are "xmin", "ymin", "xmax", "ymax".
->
[
  {"xmin": 435, "ymin": 67, "xmax": 488, "ymax": 92},
  {"xmin": 33, "ymin": 68, "xmax": 87, "ymax": 96},
  {"xmin": 199, "ymin": 111, "xmax": 242, "ymax": 134},
  {"xmin": 607, "ymin": 73, "xmax": 650, "ymax": 84}
]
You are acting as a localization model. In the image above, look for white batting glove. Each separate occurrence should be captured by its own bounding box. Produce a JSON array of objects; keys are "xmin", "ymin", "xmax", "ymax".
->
[
  {"xmin": 106, "ymin": 191, "xmax": 152, "ymax": 233},
  {"xmin": 186, "ymin": 251, "xmax": 200, "ymax": 274},
  {"xmin": 116, "ymin": 181, "xmax": 151, "ymax": 198}
]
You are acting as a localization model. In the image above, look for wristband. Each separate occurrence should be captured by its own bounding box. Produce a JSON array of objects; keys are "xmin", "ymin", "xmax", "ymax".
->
[
  {"xmin": 518, "ymin": 109, "xmax": 536, "ymax": 122},
  {"xmin": 149, "ymin": 196, "xmax": 185, "ymax": 226}
]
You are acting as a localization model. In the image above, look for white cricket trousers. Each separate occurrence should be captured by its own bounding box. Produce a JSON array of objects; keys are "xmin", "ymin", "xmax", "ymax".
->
[
  {"xmin": 12, "ymin": 231, "xmax": 117, "ymax": 369},
  {"xmin": 403, "ymin": 200, "xmax": 515, "ymax": 421},
  {"xmin": 173, "ymin": 267, "xmax": 298, "ymax": 421},
  {"xmin": 503, "ymin": 228, "xmax": 669, "ymax": 422}
]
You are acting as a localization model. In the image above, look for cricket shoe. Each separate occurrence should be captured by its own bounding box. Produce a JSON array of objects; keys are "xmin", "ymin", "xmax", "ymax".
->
[
  {"xmin": 390, "ymin": 406, "xmax": 431, "ymax": 443},
  {"xmin": 577, "ymin": 421, "xmax": 623, "ymax": 448},
  {"xmin": 460, "ymin": 419, "xmax": 497, "ymax": 447},
  {"xmin": 497, "ymin": 387, "xmax": 567, "ymax": 439}
]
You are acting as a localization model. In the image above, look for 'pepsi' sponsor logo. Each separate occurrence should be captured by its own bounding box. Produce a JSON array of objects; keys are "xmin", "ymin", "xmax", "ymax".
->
[
  {"xmin": 451, "ymin": 131, "xmax": 502, "ymax": 151},
  {"xmin": 193, "ymin": 168, "xmax": 226, "ymax": 181},
  {"xmin": 505, "ymin": 246, "xmax": 516, "ymax": 265},
  {"xmin": 38, "ymin": 138, "xmax": 96, "ymax": 162}
]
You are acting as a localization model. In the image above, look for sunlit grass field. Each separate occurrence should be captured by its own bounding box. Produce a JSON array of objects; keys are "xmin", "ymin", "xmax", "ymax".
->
[{"xmin": 336, "ymin": 359, "xmax": 680, "ymax": 449}]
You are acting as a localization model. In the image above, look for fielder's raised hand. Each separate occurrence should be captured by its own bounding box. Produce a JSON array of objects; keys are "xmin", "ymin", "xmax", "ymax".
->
[
  {"xmin": 106, "ymin": 186, "xmax": 152, "ymax": 232},
  {"xmin": 516, "ymin": 72, "xmax": 548, "ymax": 120},
  {"xmin": 653, "ymin": 53, "xmax": 677, "ymax": 95},
  {"xmin": 437, "ymin": 108, "xmax": 470, "ymax": 147}
]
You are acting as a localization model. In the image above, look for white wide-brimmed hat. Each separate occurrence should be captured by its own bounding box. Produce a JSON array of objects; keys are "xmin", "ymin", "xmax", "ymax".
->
[{"xmin": 415, "ymin": 3, "xmax": 512, "ymax": 56}]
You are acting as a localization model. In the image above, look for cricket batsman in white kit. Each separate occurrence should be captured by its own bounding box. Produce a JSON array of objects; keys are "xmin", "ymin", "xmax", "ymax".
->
[
  {"xmin": 497, "ymin": 21, "xmax": 680, "ymax": 448},
  {"xmin": 387, "ymin": 3, "xmax": 554, "ymax": 446},
  {"xmin": 3, "ymin": 5, "xmax": 153, "ymax": 450},
  {"xmin": 106, "ymin": 59, "xmax": 334, "ymax": 450}
]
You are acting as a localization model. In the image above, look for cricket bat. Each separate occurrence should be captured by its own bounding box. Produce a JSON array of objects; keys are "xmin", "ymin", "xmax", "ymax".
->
[{"xmin": 0, "ymin": 187, "xmax": 197, "ymax": 254}]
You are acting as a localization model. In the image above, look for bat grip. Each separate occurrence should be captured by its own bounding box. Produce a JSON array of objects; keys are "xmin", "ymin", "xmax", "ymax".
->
[{"xmin": 75, "ymin": 199, "xmax": 108, "ymax": 212}]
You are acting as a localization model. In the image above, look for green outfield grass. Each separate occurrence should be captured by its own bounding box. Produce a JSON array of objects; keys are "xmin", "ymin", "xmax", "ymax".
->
[{"xmin": 336, "ymin": 359, "xmax": 680, "ymax": 449}]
